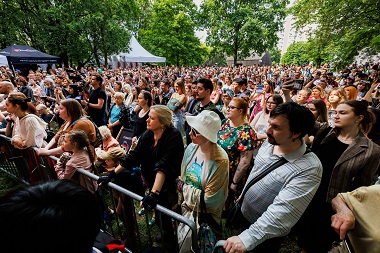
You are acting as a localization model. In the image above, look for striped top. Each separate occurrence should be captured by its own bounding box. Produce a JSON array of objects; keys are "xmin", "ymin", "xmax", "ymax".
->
[{"xmin": 239, "ymin": 140, "xmax": 322, "ymax": 251}]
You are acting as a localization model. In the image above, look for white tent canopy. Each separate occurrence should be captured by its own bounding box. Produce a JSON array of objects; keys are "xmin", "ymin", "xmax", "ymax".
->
[
  {"xmin": 109, "ymin": 36, "xmax": 166, "ymax": 68},
  {"xmin": 0, "ymin": 55, "xmax": 8, "ymax": 66}
]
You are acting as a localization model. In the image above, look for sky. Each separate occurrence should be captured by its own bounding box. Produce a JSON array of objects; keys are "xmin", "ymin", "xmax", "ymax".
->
[{"xmin": 193, "ymin": 0, "xmax": 207, "ymax": 42}]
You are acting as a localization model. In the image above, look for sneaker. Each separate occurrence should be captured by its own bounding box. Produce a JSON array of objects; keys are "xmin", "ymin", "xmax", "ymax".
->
[
  {"xmin": 149, "ymin": 217, "xmax": 155, "ymax": 226},
  {"xmin": 138, "ymin": 208, "xmax": 145, "ymax": 215}
]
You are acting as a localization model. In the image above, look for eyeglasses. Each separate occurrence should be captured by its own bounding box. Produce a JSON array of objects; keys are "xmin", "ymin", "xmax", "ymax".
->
[
  {"xmin": 190, "ymin": 127, "xmax": 201, "ymax": 137},
  {"xmin": 227, "ymin": 105, "xmax": 240, "ymax": 110}
]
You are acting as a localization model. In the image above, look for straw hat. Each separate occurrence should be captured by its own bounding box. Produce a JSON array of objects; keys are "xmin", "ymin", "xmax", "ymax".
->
[{"xmin": 186, "ymin": 110, "xmax": 221, "ymax": 143}]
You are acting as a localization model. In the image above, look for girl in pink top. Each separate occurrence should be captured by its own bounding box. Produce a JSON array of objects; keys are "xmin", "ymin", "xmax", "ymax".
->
[{"xmin": 55, "ymin": 129, "xmax": 97, "ymax": 193}]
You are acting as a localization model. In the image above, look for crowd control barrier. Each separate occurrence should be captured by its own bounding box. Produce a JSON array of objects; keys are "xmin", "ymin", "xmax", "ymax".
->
[{"xmin": 0, "ymin": 134, "xmax": 198, "ymax": 253}]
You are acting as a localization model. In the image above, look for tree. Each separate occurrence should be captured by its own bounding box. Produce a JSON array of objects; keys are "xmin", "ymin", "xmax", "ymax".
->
[
  {"xmin": 200, "ymin": 0, "xmax": 287, "ymax": 65},
  {"xmin": 139, "ymin": 0, "xmax": 207, "ymax": 66},
  {"xmin": 292, "ymin": 0, "xmax": 380, "ymax": 66},
  {"xmin": 0, "ymin": 0, "xmax": 139, "ymax": 66},
  {"xmin": 269, "ymin": 48, "xmax": 281, "ymax": 64},
  {"xmin": 281, "ymin": 41, "xmax": 312, "ymax": 65}
]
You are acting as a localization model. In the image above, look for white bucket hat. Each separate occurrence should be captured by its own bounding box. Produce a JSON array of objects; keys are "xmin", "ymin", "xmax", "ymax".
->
[{"xmin": 186, "ymin": 110, "xmax": 221, "ymax": 143}]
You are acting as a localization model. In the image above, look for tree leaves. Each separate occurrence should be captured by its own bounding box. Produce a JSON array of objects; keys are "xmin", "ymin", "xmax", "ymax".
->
[
  {"xmin": 292, "ymin": 0, "xmax": 380, "ymax": 66},
  {"xmin": 201, "ymin": 0, "xmax": 287, "ymax": 65}
]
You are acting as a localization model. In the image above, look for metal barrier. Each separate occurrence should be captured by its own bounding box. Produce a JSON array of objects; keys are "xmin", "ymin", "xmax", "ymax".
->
[
  {"xmin": 0, "ymin": 134, "xmax": 198, "ymax": 253},
  {"xmin": 0, "ymin": 134, "xmax": 58, "ymax": 184},
  {"xmin": 78, "ymin": 168, "xmax": 198, "ymax": 253}
]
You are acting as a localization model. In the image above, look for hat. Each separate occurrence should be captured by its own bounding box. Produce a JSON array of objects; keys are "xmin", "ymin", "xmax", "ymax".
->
[
  {"xmin": 97, "ymin": 147, "xmax": 126, "ymax": 160},
  {"xmin": 186, "ymin": 110, "xmax": 221, "ymax": 143}
]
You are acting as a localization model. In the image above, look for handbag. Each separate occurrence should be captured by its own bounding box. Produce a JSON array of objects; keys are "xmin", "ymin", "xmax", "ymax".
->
[
  {"xmin": 225, "ymin": 157, "xmax": 288, "ymax": 230},
  {"xmin": 178, "ymin": 203, "xmax": 198, "ymax": 253},
  {"xmin": 197, "ymin": 191, "xmax": 220, "ymax": 253}
]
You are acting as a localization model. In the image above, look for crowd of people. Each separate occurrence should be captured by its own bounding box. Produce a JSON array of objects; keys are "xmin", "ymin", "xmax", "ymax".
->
[{"xmin": 0, "ymin": 62, "xmax": 379, "ymax": 253}]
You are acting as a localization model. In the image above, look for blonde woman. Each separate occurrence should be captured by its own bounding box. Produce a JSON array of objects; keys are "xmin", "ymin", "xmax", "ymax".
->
[
  {"xmin": 107, "ymin": 92, "xmax": 126, "ymax": 138},
  {"xmin": 307, "ymin": 86, "xmax": 327, "ymax": 103}
]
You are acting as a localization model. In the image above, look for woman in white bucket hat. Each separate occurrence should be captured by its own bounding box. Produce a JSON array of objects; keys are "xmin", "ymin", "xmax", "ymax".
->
[{"xmin": 176, "ymin": 110, "xmax": 229, "ymax": 240}]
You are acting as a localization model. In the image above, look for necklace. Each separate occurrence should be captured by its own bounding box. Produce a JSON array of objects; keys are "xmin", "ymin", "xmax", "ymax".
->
[{"xmin": 337, "ymin": 135, "xmax": 355, "ymax": 143}]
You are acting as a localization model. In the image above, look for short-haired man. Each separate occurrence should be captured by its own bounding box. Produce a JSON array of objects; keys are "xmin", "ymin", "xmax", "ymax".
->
[
  {"xmin": 224, "ymin": 102, "xmax": 322, "ymax": 253},
  {"xmin": 0, "ymin": 81, "xmax": 14, "ymax": 127},
  {"xmin": 184, "ymin": 81, "xmax": 199, "ymax": 144},
  {"xmin": 153, "ymin": 78, "xmax": 173, "ymax": 105},
  {"xmin": 83, "ymin": 73, "xmax": 106, "ymax": 127},
  {"xmin": 193, "ymin": 78, "xmax": 224, "ymax": 120},
  {"xmin": 240, "ymin": 78, "xmax": 251, "ymax": 97},
  {"xmin": 0, "ymin": 180, "xmax": 101, "ymax": 253},
  {"xmin": 231, "ymin": 78, "xmax": 243, "ymax": 97}
]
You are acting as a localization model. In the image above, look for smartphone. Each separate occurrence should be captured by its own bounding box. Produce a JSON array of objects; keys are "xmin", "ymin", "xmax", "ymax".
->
[
  {"xmin": 256, "ymin": 84, "xmax": 264, "ymax": 94},
  {"xmin": 291, "ymin": 79, "xmax": 304, "ymax": 90}
]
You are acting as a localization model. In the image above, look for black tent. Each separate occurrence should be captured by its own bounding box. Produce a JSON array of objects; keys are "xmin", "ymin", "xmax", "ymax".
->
[{"xmin": 0, "ymin": 44, "xmax": 61, "ymax": 65}]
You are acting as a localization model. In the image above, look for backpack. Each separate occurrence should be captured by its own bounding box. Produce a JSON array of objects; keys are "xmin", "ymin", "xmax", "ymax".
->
[{"xmin": 71, "ymin": 116, "xmax": 103, "ymax": 148}]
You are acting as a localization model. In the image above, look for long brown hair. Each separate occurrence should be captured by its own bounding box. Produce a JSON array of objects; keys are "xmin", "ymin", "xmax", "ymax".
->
[
  {"xmin": 60, "ymin": 99, "xmax": 86, "ymax": 121},
  {"xmin": 342, "ymin": 100, "xmax": 375, "ymax": 134},
  {"xmin": 7, "ymin": 92, "xmax": 36, "ymax": 114}
]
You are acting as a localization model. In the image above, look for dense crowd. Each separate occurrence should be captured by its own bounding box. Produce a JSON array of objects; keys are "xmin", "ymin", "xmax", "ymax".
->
[{"xmin": 0, "ymin": 62, "xmax": 379, "ymax": 253}]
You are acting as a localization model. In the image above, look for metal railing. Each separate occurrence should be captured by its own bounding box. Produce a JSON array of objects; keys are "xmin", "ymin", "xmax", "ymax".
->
[{"xmin": 0, "ymin": 134, "xmax": 198, "ymax": 253}]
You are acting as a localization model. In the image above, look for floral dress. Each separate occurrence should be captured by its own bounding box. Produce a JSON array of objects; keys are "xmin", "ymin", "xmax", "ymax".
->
[{"xmin": 217, "ymin": 119, "xmax": 257, "ymax": 208}]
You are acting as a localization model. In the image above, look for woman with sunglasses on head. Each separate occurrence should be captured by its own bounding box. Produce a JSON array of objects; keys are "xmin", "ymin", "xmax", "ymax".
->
[
  {"xmin": 217, "ymin": 97, "xmax": 258, "ymax": 213},
  {"xmin": 176, "ymin": 110, "xmax": 229, "ymax": 240},
  {"xmin": 297, "ymin": 100, "xmax": 380, "ymax": 253}
]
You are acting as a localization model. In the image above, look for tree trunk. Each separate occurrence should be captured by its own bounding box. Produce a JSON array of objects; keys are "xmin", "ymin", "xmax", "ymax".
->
[{"xmin": 60, "ymin": 52, "xmax": 69, "ymax": 67}]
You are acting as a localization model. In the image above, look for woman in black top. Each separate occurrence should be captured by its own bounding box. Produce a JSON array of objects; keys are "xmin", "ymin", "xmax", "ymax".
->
[
  {"xmin": 132, "ymin": 91, "xmax": 152, "ymax": 145},
  {"xmin": 98, "ymin": 105, "xmax": 184, "ymax": 252}
]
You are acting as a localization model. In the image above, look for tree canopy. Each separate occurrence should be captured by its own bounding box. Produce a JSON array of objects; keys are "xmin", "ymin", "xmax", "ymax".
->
[
  {"xmin": 0, "ymin": 0, "xmax": 139, "ymax": 66},
  {"xmin": 200, "ymin": 0, "xmax": 287, "ymax": 65},
  {"xmin": 291, "ymin": 0, "xmax": 380, "ymax": 67},
  {"xmin": 138, "ymin": 0, "xmax": 208, "ymax": 66}
]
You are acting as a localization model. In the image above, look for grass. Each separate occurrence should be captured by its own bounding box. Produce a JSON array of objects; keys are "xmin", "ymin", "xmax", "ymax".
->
[
  {"xmin": 0, "ymin": 170, "xmax": 22, "ymax": 196},
  {"xmin": 0, "ymin": 170, "xmax": 299, "ymax": 252}
]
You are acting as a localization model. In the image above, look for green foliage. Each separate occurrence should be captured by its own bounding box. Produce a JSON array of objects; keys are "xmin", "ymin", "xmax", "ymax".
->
[
  {"xmin": 200, "ymin": 0, "xmax": 287, "ymax": 65},
  {"xmin": 139, "ymin": 0, "xmax": 207, "ymax": 66},
  {"xmin": 291, "ymin": 0, "xmax": 380, "ymax": 66},
  {"xmin": 269, "ymin": 48, "xmax": 281, "ymax": 64},
  {"xmin": 0, "ymin": 0, "xmax": 139, "ymax": 66},
  {"xmin": 281, "ymin": 41, "xmax": 311, "ymax": 65}
]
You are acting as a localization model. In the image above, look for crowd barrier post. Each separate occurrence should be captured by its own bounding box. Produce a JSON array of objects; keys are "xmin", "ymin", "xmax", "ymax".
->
[{"xmin": 77, "ymin": 168, "xmax": 199, "ymax": 253}]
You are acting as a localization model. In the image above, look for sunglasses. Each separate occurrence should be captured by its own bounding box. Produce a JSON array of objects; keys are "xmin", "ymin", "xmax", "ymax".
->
[{"xmin": 190, "ymin": 127, "xmax": 201, "ymax": 137}]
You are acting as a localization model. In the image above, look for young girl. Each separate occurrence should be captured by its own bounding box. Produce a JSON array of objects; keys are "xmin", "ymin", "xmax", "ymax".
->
[{"xmin": 54, "ymin": 129, "xmax": 97, "ymax": 193}]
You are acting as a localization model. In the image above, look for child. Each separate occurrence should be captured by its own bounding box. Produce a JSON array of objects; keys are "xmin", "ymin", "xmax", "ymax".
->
[
  {"xmin": 54, "ymin": 129, "xmax": 97, "ymax": 193},
  {"xmin": 98, "ymin": 147, "xmax": 139, "ymax": 247}
]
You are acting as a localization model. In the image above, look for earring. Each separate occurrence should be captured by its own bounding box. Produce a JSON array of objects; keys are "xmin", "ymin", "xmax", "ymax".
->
[{"xmin": 161, "ymin": 126, "xmax": 164, "ymax": 132}]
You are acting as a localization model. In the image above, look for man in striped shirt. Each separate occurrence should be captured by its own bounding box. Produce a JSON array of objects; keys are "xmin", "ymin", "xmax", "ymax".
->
[{"xmin": 224, "ymin": 102, "xmax": 323, "ymax": 253}]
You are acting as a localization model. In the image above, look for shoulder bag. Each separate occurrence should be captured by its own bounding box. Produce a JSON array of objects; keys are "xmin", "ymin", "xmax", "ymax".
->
[{"xmin": 225, "ymin": 157, "xmax": 288, "ymax": 230}]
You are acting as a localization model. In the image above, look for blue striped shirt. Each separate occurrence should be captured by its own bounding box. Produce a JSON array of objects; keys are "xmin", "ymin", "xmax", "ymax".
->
[{"xmin": 239, "ymin": 140, "xmax": 322, "ymax": 251}]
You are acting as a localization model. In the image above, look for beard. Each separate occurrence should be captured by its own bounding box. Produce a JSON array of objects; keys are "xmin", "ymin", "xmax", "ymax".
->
[{"xmin": 267, "ymin": 133, "xmax": 278, "ymax": 145}]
